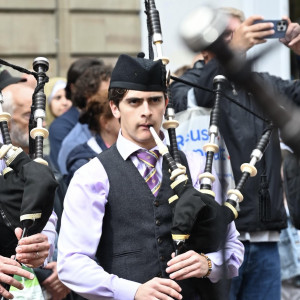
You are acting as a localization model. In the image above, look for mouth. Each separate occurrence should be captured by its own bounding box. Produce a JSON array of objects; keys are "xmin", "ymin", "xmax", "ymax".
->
[{"xmin": 139, "ymin": 124, "xmax": 152, "ymax": 130}]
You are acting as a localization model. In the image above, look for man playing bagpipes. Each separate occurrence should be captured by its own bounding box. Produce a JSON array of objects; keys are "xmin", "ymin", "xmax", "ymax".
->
[
  {"xmin": 57, "ymin": 53, "xmax": 244, "ymax": 300},
  {"xmin": 0, "ymin": 132, "xmax": 57, "ymax": 300},
  {"xmin": 0, "ymin": 67, "xmax": 58, "ymax": 299}
]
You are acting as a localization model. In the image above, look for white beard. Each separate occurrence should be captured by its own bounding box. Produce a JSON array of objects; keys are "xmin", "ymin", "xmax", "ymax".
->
[{"xmin": 10, "ymin": 121, "xmax": 29, "ymax": 148}]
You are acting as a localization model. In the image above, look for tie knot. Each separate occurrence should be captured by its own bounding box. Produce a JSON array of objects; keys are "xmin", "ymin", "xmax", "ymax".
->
[{"xmin": 136, "ymin": 150, "xmax": 159, "ymax": 168}]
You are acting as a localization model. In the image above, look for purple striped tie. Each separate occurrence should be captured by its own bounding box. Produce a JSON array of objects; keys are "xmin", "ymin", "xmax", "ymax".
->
[{"xmin": 137, "ymin": 150, "xmax": 161, "ymax": 197}]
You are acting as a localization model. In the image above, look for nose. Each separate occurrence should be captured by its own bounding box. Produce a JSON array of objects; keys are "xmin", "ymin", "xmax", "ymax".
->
[
  {"xmin": 61, "ymin": 97, "xmax": 69, "ymax": 106},
  {"xmin": 141, "ymin": 100, "xmax": 152, "ymax": 117}
]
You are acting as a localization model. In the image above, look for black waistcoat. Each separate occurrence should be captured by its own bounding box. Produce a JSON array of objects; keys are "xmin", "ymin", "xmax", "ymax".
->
[{"xmin": 96, "ymin": 144, "xmax": 200, "ymax": 299}]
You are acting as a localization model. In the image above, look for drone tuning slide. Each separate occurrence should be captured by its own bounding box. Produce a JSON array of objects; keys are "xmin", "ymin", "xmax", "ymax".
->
[{"xmin": 29, "ymin": 57, "xmax": 49, "ymax": 165}]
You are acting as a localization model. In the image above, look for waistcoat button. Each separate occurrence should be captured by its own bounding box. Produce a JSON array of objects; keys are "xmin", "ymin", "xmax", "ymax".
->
[
  {"xmin": 154, "ymin": 200, "xmax": 159, "ymax": 207},
  {"xmin": 155, "ymin": 219, "xmax": 161, "ymax": 226}
]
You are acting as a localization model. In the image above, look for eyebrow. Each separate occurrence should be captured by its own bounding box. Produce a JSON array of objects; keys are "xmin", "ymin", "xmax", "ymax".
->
[{"xmin": 124, "ymin": 95, "xmax": 164, "ymax": 101}]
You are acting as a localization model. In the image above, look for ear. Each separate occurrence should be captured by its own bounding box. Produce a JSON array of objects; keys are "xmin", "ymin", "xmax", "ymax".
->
[
  {"xmin": 110, "ymin": 100, "xmax": 120, "ymax": 119},
  {"xmin": 165, "ymin": 97, "xmax": 169, "ymax": 108},
  {"xmin": 164, "ymin": 96, "xmax": 169, "ymax": 113}
]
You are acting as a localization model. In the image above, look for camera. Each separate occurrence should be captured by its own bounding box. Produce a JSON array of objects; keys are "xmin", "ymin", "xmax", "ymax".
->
[{"xmin": 253, "ymin": 19, "xmax": 288, "ymax": 39}]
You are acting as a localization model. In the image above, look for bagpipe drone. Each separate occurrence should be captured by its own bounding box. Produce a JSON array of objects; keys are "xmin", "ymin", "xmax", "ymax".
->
[
  {"xmin": 144, "ymin": 0, "xmax": 274, "ymax": 259},
  {"xmin": 0, "ymin": 57, "xmax": 57, "ymax": 246}
]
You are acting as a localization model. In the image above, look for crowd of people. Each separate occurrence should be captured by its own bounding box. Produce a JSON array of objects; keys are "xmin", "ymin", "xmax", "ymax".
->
[{"xmin": 1, "ymin": 5, "xmax": 300, "ymax": 300}]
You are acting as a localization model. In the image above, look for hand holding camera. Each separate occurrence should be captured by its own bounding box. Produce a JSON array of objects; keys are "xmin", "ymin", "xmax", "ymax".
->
[
  {"xmin": 229, "ymin": 15, "xmax": 275, "ymax": 53},
  {"xmin": 229, "ymin": 15, "xmax": 291, "ymax": 54},
  {"xmin": 253, "ymin": 19, "xmax": 287, "ymax": 38}
]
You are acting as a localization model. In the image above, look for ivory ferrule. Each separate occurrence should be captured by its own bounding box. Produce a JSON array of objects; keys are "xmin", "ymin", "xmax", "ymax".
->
[
  {"xmin": 162, "ymin": 119, "xmax": 179, "ymax": 129},
  {"xmin": 224, "ymin": 202, "xmax": 238, "ymax": 219},
  {"xmin": 5, "ymin": 147, "xmax": 23, "ymax": 166},
  {"xmin": 170, "ymin": 175, "xmax": 188, "ymax": 189},
  {"xmin": 165, "ymin": 106, "xmax": 175, "ymax": 117},
  {"xmin": 227, "ymin": 189, "xmax": 244, "ymax": 202},
  {"xmin": 34, "ymin": 108, "xmax": 46, "ymax": 120},
  {"xmin": 172, "ymin": 234, "xmax": 190, "ymax": 241},
  {"xmin": 250, "ymin": 149, "xmax": 263, "ymax": 162},
  {"xmin": 0, "ymin": 112, "xmax": 11, "ymax": 122},
  {"xmin": 30, "ymin": 127, "xmax": 49, "ymax": 139},
  {"xmin": 199, "ymin": 172, "xmax": 215, "ymax": 181},
  {"xmin": 200, "ymin": 176, "xmax": 213, "ymax": 186},
  {"xmin": 0, "ymin": 144, "xmax": 13, "ymax": 159},
  {"xmin": 240, "ymin": 163, "xmax": 257, "ymax": 177},
  {"xmin": 203, "ymin": 142, "xmax": 219, "ymax": 153},
  {"xmin": 34, "ymin": 157, "xmax": 48, "ymax": 166},
  {"xmin": 209, "ymin": 125, "xmax": 218, "ymax": 135},
  {"xmin": 199, "ymin": 189, "xmax": 215, "ymax": 197},
  {"xmin": 2, "ymin": 167, "xmax": 13, "ymax": 176}
]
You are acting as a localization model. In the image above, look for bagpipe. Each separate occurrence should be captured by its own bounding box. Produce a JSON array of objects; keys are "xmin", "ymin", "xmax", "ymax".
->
[
  {"xmin": 0, "ymin": 57, "xmax": 57, "ymax": 242},
  {"xmin": 0, "ymin": 57, "xmax": 57, "ymax": 300},
  {"xmin": 144, "ymin": 0, "xmax": 274, "ymax": 258},
  {"xmin": 145, "ymin": 0, "xmax": 228, "ymax": 257}
]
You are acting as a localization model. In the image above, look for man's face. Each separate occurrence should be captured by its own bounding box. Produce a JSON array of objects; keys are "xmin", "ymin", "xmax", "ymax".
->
[
  {"xmin": 110, "ymin": 90, "xmax": 168, "ymax": 150},
  {"xmin": 11, "ymin": 84, "xmax": 33, "ymax": 130},
  {"xmin": 224, "ymin": 16, "xmax": 242, "ymax": 43},
  {"xmin": 228, "ymin": 16, "xmax": 242, "ymax": 32},
  {"xmin": 3, "ymin": 83, "xmax": 34, "ymax": 148}
]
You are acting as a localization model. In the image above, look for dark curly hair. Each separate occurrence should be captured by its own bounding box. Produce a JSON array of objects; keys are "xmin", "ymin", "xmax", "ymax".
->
[
  {"xmin": 65, "ymin": 57, "xmax": 103, "ymax": 99},
  {"xmin": 79, "ymin": 90, "xmax": 113, "ymax": 133},
  {"xmin": 108, "ymin": 88, "xmax": 128, "ymax": 108},
  {"xmin": 72, "ymin": 64, "xmax": 112, "ymax": 109}
]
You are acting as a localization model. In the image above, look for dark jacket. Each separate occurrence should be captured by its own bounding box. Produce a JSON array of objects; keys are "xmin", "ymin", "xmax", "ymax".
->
[
  {"xmin": 49, "ymin": 106, "xmax": 80, "ymax": 170},
  {"xmin": 170, "ymin": 58, "xmax": 300, "ymax": 232},
  {"xmin": 66, "ymin": 135, "xmax": 107, "ymax": 185},
  {"xmin": 170, "ymin": 60, "xmax": 205, "ymax": 112},
  {"xmin": 0, "ymin": 221, "xmax": 17, "ymax": 257}
]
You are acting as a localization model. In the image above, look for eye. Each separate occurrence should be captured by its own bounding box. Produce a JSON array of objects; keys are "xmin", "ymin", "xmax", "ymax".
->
[
  {"xmin": 151, "ymin": 97, "xmax": 162, "ymax": 103},
  {"xmin": 128, "ymin": 98, "xmax": 141, "ymax": 105},
  {"xmin": 53, "ymin": 95, "xmax": 62, "ymax": 101}
]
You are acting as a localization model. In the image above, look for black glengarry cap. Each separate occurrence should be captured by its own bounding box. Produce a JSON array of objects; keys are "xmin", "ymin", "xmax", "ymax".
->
[
  {"xmin": 109, "ymin": 53, "xmax": 166, "ymax": 92},
  {"xmin": 0, "ymin": 69, "xmax": 26, "ymax": 91}
]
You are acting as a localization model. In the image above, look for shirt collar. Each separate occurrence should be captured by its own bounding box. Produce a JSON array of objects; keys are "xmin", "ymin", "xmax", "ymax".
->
[{"xmin": 116, "ymin": 129, "xmax": 166, "ymax": 160}]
